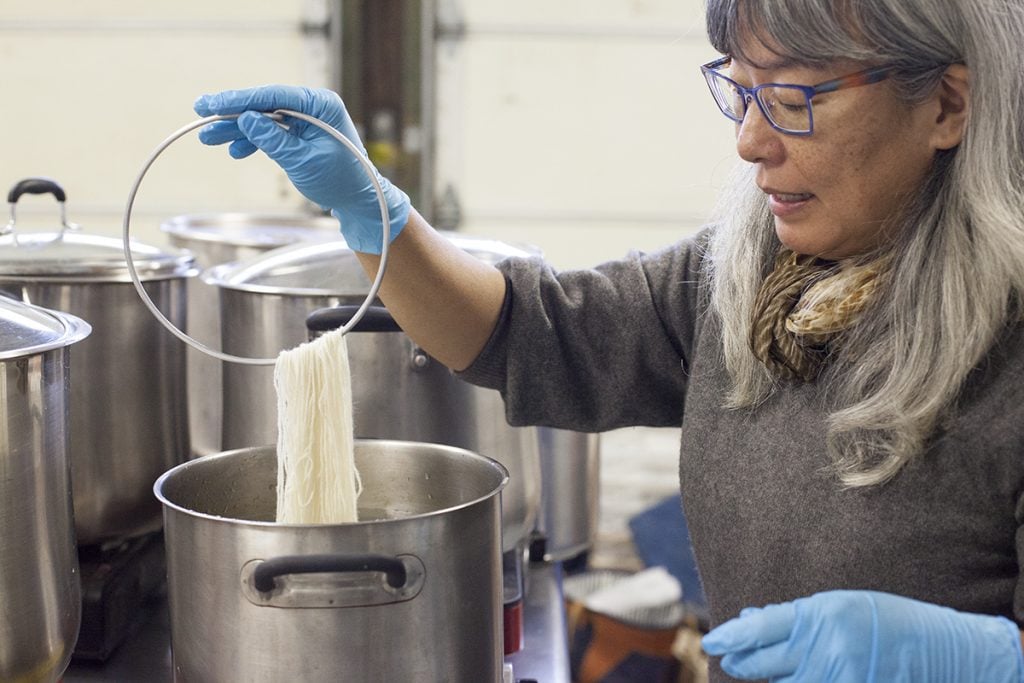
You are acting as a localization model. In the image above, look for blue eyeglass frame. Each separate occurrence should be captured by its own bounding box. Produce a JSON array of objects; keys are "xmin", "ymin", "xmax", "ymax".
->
[{"xmin": 700, "ymin": 56, "xmax": 892, "ymax": 136}]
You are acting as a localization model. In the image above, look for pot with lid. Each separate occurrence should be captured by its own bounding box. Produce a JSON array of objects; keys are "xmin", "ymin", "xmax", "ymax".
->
[
  {"xmin": 1, "ymin": 296, "xmax": 90, "ymax": 682},
  {"xmin": 205, "ymin": 233, "xmax": 542, "ymax": 552},
  {"xmin": 0, "ymin": 177, "xmax": 196, "ymax": 545},
  {"xmin": 161, "ymin": 212, "xmax": 339, "ymax": 457}
]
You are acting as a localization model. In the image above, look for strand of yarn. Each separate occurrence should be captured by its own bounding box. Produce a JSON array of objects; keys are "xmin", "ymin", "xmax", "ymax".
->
[{"xmin": 274, "ymin": 329, "xmax": 361, "ymax": 524}]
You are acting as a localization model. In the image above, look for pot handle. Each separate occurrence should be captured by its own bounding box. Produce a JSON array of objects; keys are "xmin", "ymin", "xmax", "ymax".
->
[
  {"xmin": 306, "ymin": 305, "xmax": 403, "ymax": 335},
  {"xmin": 253, "ymin": 553, "xmax": 407, "ymax": 593},
  {"xmin": 3, "ymin": 177, "xmax": 80, "ymax": 239},
  {"xmin": 241, "ymin": 553, "xmax": 426, "ymax": 609}
]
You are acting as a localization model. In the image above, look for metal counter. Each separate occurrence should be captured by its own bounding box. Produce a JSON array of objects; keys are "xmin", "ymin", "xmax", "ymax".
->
[
  {"xmin": 506, "ymin": 562, "xmax": 572, "ymax": 683},
  {"xmin": 63, "ymin": 560, "xmax": 570, "ymax": 683}
]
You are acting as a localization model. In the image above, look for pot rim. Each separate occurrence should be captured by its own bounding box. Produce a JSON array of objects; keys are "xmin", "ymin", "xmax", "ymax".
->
[
  {"xmin": 0, "ymin": 232, "xmax": 197, "ymax": 282},
  {"xmin": 200, "ymin": 231, "xmax": 541, "ymax": 298},
  {"xmin": 0, "ymin": 270, "xmax": 198, "ymax": 284},
  {"xmin": 200, "ymin": 264, "xmax": 365, "ymax": 297},
  {"xmin": 200, "ymin": 248, "xmax": 369, "ymax": 298},
  {"xmin": 153, "ymin": 440, "xmax": 510, "ymax": 529},
  {"xmin": 161, "ymin": 212, "xmax": 339, "ymax": 249},
  {"xmin": 0, "ymin": 298, "xmax": 92, "ymax": 360}
]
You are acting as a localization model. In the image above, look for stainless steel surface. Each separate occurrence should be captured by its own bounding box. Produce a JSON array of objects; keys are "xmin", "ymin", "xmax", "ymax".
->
[
  {"xmin": 0, "ymin": 278, "xmax": 192, "ymax": 545},
  {"xmin": 0, "ymin": 295, "xmax": 90, "ymax": 358},
  {"xmin": 1, "ymin": 298, "xmax": 90, "ymax": 683},
  {"xmin": 162, "ymin": 213, "xmax": 338, "ymax": 457},
  {"xmin": 311, "ymin": 318, "xmax": 543, "ymax": 553},
  {"xmin": 208, "ymin": 234, "xmax": 543, "ymax": 552},
  {"xmin": 161, "ymin": 213, "xmax": 338, "ymax": 262},
  {"xmin": 154, "ymin": 441, "xmax": 507, "ymax": 683},
  {"xmin": 0, "ymin": 206, "xmax": 194, "ymax": 545},
  {"xmin": 0, "ymin": 231, "xmax": 189, "ymax": 281},
  {"xmin": 537, "ymin": 429, "xmax": 601, "ymax": 561},
  {"xmin": 212, "ymin": 244, "xmax": 367, "ymax": 453},
  {"xmin": 506, "ymin": 562, "xmax": 573, "ymax": 683}
]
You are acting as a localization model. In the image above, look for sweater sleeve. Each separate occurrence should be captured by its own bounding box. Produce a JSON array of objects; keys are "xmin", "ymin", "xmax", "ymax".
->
[{"xmin": 456, "ymin": 229, "xmax": 711, "ymax": 432}]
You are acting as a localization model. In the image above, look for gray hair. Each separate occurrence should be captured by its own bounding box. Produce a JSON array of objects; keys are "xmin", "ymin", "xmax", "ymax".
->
[{"xmin": 704, "ymin": 0, "xmax": 1024, "ymax": 486}]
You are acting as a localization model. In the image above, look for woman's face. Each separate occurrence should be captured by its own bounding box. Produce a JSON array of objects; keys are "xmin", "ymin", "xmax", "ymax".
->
[{"xmin": 728, "ymin": 40, "xmax": 945, "ymax": 259}]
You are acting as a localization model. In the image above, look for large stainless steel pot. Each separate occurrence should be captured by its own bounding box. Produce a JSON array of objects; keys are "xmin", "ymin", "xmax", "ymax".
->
[
  {"xmin": 0, "ymin": 178, "xmax": 195, "ymax": 545},
  {"xmin": 155, "ymin": 440, "xmax": 508, "ymax": 683},
  {"xmin": 536, "ymin": 428, "xmax": 601, "ymax": 561},
  {"xmin": 1, "ymin": 296, "xmax": 90, "ymax": 683},
  {"xmin": 205, "ymin": 233, "xmax": 542, "ymax": 552},
  {"xmin": 161, "ymin": 213, "xmax": 338, "ymax": 457}
]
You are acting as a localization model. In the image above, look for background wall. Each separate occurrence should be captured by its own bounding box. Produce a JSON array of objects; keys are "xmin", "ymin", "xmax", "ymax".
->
[
  {"xmin": 0, "ymin": 1, "xmax": 330, "ymax": 244},
  {"xmin": 435, "ymin": 0, "xmax": 736, "ymax": 268},
  {"xmin": 1, "ymin": 0, "xmax": 736, "ymax": 269}
]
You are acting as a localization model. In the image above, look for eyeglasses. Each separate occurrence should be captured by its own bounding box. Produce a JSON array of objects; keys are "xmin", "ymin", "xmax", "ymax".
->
[{"xmin": 700, "ymin": 56, "xmax": 892, "ymax": 136}]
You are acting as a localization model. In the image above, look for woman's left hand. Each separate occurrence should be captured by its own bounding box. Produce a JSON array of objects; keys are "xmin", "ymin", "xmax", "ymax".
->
[{"xmin": 701, "ymin": 589, "xmax": 1023, "ymax": 682}]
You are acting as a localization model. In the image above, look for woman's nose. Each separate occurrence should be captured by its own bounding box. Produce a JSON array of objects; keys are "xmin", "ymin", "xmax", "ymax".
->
[{"xmin": 735, "ymin": 98, "xmax": 784, "ymax": 164}]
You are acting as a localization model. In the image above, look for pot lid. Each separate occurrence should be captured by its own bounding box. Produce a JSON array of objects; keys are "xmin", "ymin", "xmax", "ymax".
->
[
  {"xmin": 205, "ymin": 231, "xmax": 540, "ymax": 296},
  {"xmin": 0, "ymin": 296, "xmax": 91, "ymax": 360},
  {"xmin": 161, "ymin": 213, "xmax": 340, "ymax": 249},
  {"xmin": 0, "ymin": 231, "xmax": 196, "ymax": 282}
]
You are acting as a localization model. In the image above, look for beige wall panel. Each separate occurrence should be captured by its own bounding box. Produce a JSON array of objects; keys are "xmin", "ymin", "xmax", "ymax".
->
[
  {"xmin": 450, "ymin": 0, "xmax": 706, "ymax": 32},
  {"xmin": 0, "ymin": 2, "xmax": 304, "ymax": 22},
  {"xmin": 456, "ymin": 36, "xmax": 735, "ymax": 213},
  {"xmin": 462, "ymin": 220, "xmax": 705, "ymax": 271},
  {"xmin": 0, "ymin": 29, "xmax": 315, "ymax": 244},
  {"xmin": 442, "ymin": 36, "xmax": 737, "ymax": 268}
]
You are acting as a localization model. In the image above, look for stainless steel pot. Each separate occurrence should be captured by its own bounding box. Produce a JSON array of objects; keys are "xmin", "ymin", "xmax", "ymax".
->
[
  {"xmin": 161, "ymin": 213, "xmax": 338, "ymax": 457},
  {"xmin": 154, "ymin": 440, "xmax": 508, "ymax": 683},
  {"xmin": 0, "ymin": 178, "xmax": 195, "ymax": 545},
  {"xmin": 206, "ymin": 233, "xmax": 542, "ymax": 552},
  {"xmin": 1, "ymin": 296, "xmax": 90, "ymax": 683},
  {"xmin": 536, "ymin": 428, "xmax": 601, "ymax": 561}
]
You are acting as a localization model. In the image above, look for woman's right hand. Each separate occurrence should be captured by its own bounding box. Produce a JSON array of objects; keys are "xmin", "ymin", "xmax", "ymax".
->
[{"xmin": 193, "ymin": 85, "xmax": 410, "ymax": 254}]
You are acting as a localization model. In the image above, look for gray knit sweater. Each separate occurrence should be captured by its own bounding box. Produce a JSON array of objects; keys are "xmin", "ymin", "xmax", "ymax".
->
[{"xmin": 458, "ymin": 230, "xmax": 1024, "ymax": 682}]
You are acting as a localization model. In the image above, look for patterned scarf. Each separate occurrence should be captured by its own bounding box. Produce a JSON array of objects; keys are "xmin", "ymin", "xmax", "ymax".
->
[{"xmin": 750, "ymin": 249, "xmax": 889, "ymax": 382}]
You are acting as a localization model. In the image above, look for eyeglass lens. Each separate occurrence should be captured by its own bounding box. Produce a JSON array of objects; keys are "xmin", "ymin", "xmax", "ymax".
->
[{"xmin": 705, "ymin": 72, "xmax": 812, "ymax": 133}]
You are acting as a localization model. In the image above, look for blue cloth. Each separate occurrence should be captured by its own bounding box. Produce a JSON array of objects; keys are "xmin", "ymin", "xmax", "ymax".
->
[{"xmin": 629, "ymin": 494, "xmax": 707, "ymax": 615}]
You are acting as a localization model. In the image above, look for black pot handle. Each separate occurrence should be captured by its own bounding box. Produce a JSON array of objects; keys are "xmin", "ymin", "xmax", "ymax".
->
[
  {"xmin": 306, "ymin": 305, "xmax": 403, "ymax": 334},
  {"xmin": 253, "ymin": 553, "xmax": 408, "ymax": 593},
  {"xmin": 7, "ymin": 177, "xmax": 66, "ymax": 204},
  {"xmin": 4, "ymin": 177, "xmax": 77, "ymax": 239}
]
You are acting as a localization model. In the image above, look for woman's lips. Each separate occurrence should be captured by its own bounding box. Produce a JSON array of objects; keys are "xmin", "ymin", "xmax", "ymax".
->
[{"xmin": 768, "ymin": 192, "xmax": 815, "ymax": 218}]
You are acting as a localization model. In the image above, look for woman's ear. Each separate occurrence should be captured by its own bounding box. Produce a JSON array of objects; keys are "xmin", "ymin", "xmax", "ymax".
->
[{"xmin": 930, "ymin": 64, "xmax": 970, "ymax": 150}]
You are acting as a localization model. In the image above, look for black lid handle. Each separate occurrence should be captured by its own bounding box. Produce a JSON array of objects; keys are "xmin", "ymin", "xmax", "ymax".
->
[
  {"xmin": 7, "ymin": 177, "xmax": 66, "ymax": 204},
  {"xmin": 3, "ymin": 178, "xmax": 77, "ymax": 238}
]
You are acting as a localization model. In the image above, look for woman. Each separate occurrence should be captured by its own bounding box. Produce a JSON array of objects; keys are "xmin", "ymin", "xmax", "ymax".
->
[{"xmin": 194, "ymin": 0, "xmax": 1024, "ymax": 680}]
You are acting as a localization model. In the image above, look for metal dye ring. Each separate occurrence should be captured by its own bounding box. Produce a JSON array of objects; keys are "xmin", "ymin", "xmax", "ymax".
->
[{"xmin": 122, "ymin": 108, "xmax": 391, "ymax": 366}]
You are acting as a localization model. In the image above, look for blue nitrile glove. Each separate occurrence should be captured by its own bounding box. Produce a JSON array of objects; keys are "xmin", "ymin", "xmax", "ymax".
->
[
  {"xmin": 193, "ymin": 85, "xmax": 410, "ymax": 254},
  {"xmin": 701, "ymin": 590, "xmax": 1024, "ymax": 682}
]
